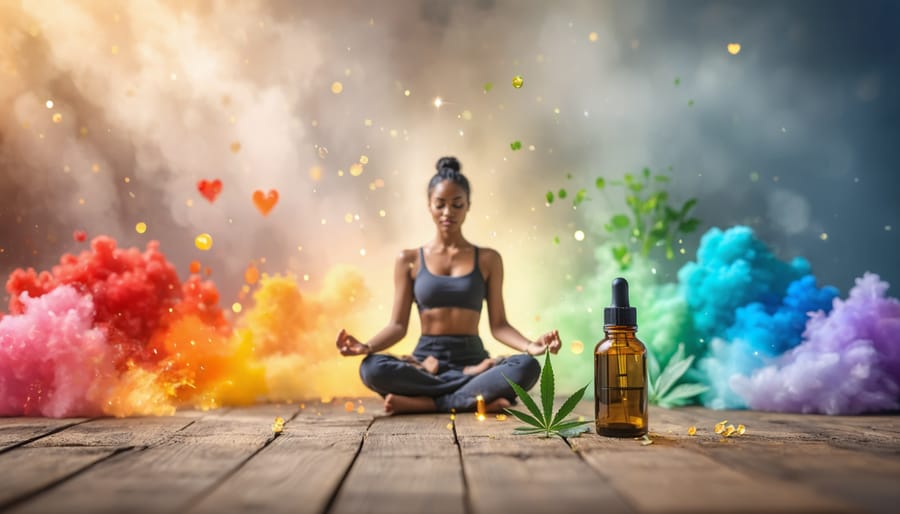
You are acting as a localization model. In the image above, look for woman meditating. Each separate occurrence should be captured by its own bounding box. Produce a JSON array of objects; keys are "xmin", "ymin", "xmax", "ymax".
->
[{"xmin": 336, "ymin": 156, "xmax": 563, "ymax": 414}]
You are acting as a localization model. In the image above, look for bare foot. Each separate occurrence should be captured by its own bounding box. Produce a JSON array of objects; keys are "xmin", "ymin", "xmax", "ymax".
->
[
  {"xmin": 421, "ymin": 355, "xmax": 439, "ymax": 374},
  {"xmin": 463, "ymin": 358, "xmax": 496, "ymax": 376},
  {"xmin": 484, "ymin": 397, "xmax": 512, "ymax": 413},
  {"xmin": 400, "ymin": 355, "xmax": 439, "ymax": 375},
  {"xmin": 384, "ymin": 394, "xmax": 437, "ymax": 414}
]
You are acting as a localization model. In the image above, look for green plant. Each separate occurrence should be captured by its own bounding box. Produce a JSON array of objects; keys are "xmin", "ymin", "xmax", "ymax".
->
[
  {"xmin": 503, "ymin": 352, "xmax": 591, "ymax": 438},
  {"xmin": 647, "ymin": 343, "xmax": 708, "ymax": 408},
  {"xmin": 599, "ymin": 168, "xmax": 700, "ymax": 269}
]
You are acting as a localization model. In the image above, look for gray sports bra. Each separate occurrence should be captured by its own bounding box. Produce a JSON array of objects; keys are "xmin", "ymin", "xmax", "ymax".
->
[{"xmin": 413, "ymin": 246, "xmax": 486, "ymax": 312}]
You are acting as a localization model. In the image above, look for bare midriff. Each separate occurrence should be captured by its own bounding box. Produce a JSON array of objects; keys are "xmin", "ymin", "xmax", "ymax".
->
[{"xmin": 419, "ymin": 306, "xmax": 481, "ymax": 336}]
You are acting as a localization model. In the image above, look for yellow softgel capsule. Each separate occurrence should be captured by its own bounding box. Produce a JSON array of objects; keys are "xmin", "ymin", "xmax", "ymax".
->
[
  {"xmin": 194, "ymin": 233, "xmax": 213, "ymax": 250},
  {"xmin": 714, "ymin": 420, "xmax": 727, "ymax": 434},
  {"xmin": 512, "ymin": 75, "xmax": 524, "ymax": 88},
  {"xmin": 723, "ymin": 424, "xmax": 736, "ymax": 437}
]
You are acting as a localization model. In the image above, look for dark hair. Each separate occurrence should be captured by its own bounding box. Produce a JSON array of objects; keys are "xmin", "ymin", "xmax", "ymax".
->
[{"xmin": 428, "ymin": 156, "xmax": 471, "ymax": 201}]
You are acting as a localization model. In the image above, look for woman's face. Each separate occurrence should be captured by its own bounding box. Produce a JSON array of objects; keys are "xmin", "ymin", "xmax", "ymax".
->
[{"xmin": 428, "ymin": 180, "xmax": 470, "ymax": 233}]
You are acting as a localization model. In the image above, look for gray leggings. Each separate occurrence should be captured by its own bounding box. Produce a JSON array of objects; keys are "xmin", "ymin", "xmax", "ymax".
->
[{"xmin": 358, "ymin": 334, "xmax": 541, "ymax": 412}]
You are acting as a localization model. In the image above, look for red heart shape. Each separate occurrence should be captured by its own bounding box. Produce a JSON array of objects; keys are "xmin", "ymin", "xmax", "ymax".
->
[{"xmin": 197, "ymin": 179, "xmax": 222, "ymax": 203}]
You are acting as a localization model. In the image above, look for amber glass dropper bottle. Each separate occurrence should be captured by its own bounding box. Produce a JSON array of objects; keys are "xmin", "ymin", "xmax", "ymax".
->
[{"xmin": 595, "ymin": 277, "xmax": 648, "ymax": 437}]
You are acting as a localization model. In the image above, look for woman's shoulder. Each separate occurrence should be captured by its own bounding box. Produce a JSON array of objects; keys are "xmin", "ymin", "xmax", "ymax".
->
[
  {"xmin": 394, "ymin": 248, "xmax": 420, "ymax": 266},
  {"xmin": 476, "ymin": 246, "xmax": 502, "ymax": 268}
]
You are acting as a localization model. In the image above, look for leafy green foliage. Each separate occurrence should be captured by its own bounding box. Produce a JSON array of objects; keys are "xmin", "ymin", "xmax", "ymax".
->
[
  {"xmin": 647, "ymin": 343, "xmax": 708, "ymax": 408},
  {"xmin": 597, "ymin": 168, "xmax": 701, "ymax": 270},
  {"xmin": 510, "ymin": 140, "xmax": 522, "ymax": 151},
  {"xmin": 504, "ymin": 352, "xmax": 591, "ymax": 438}
]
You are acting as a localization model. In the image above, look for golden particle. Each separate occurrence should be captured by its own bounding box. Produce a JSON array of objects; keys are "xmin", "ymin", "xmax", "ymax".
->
[
  {"xmin": 727, "ymin": 43, "xmax": 741, "ymax": 55},
  {"xmin": 331, "ymin": 81, "xmax": 343, "ymax": 94},
  {"xmin": 688, "ymin": 425, "xmax": 697, "ymax": 436},
  {"xmin": 588, "ymin": 32, "xmax": 599, "ymax": 42},
  {"xmin": 350, "ymin": 163, "xmax": 364, "ymax": 176},
  {"xmin": 512, "ymin": 75, "xmax": 524, "ymax": 88},
  {"xmin": 52, "ymin": 113, "xmax": 62, "ymax": 123},
  {"xmin": 194, "ymin": 233, "xmax": 213, "ymax": 250},
  {"xmin": 344, "ymin": 401, "xmax": 355, "ymax": 412},
  {"xmin": 135, "ymin": 222, "xmax": 147, "ymax": 234},
  {"xmin": 570, "ymin": 341, "xmax": 584, "ymax": 354},
  {"xmin": 230, "ymin": 141, "xmax": 241, "ymax": 153}
]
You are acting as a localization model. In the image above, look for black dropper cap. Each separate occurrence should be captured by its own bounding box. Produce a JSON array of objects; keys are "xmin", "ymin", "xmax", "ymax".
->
[{"xmin": 604, "ymin": 277, "xmax": 637, "ymax": 327}]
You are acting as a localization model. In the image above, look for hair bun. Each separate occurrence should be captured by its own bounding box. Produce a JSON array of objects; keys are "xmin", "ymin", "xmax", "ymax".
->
[{"xmin": 435, "ymin": 156, "xmax": 461, "ymax": 173}]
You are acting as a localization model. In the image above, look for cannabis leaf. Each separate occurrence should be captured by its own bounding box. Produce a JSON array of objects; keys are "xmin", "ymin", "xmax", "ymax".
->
[
  {"xmin": 503, "ymin": 352, "xmax": 591, "ymax": 438},
  {"xmin": 647, "ymin": 343, "xmax": 709, "ymax": 408}
]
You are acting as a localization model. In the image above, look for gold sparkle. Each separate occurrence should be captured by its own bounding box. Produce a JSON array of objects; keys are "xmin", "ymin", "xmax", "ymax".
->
[{"xmin": 331, "ymin": 81, "xmax": 343, "ymax": 94}]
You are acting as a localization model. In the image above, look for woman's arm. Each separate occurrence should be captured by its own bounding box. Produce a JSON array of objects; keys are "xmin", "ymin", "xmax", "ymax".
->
[
  {"xmin": 338, "ymin": 250, "xmax": 415, "ymax": 355},
  {"xmin": 483, "ymin": 249, "xmax": 561, "ymax": 355}
]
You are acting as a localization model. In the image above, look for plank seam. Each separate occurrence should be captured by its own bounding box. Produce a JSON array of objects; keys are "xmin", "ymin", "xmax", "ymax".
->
[
  {"xmin": 178, "ymin": 407, "xmax": 305, "ymax": 512},
  {"xmin": 563, "ymin": 435, "xmax": 641, "ymax": 514},
  {"xmin": 0, "ymin": 445, "xmax": 136, "ymax": 512},
  {"xmin": 321, "ymin": 416, "xmax": 376, "ymax": 514},
  {"xmin": 0, "ymin": 418, "xmax": 95, "ymax": 456},
  {"xmin": 451, "ymin": 419, "xmax": 473, "ymax": 514}
]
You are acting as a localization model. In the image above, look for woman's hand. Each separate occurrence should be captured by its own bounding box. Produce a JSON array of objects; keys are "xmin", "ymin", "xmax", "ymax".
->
[
  {"xmin": 336, "ymin": 329, "xmax": 370, "ymax": 356},
  {"xmin": 526, "ymin": 329, "xmax": 562, "ymax": 356}
]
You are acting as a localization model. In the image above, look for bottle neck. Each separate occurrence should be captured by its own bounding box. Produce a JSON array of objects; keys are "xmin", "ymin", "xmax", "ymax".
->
[{"xmin": 603, "ymin": 325, "xmax": 637, "ymax": 338}]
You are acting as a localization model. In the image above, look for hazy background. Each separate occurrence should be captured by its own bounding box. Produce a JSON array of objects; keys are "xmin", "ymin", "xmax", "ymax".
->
[{"xmin": 1, "ymin": 0, "xmax": 898, "ymax": 352}]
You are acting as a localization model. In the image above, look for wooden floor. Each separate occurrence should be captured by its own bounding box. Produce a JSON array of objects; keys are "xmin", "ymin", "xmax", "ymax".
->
[{"xmin": 1, "ymin": 399, "xmax": 898, "ymax": 514}]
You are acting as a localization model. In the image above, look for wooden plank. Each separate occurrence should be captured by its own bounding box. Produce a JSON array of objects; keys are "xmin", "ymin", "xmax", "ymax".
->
[
  {"xmin": 329, "ymin": 413, "xmax": 465, "ymax": 514},
  {"xmin": 186, "ymin": 399, "xmax": 380, "ymax": 514},
  {"xmin": 655, "ymin": 406, "xmax": 900, "ymax": 453},
  {"xmin": 571, "ymin": 435, "xmax": 851, "ymax": 513},
  {"xmin": 0, "ymin": 413, "xmax": 200, "ymax": 510},
  {"xmin": 0, "ymin": 417, "xmax": 88, "ymax": 452},
  {"xmin": 648, "ymin": 406, "xmax": 900, "ymax": 514},
  {"xmin": 455, "ymin": 409, "xmax": 634, "ymax": 514},
  {"xmin": 8, "ymin": 404, "xmax": 296, "ymax": 514}
]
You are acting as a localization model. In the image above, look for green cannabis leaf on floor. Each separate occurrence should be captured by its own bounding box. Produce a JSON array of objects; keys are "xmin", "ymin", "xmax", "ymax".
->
[
  {"xmin": 648, "ymin": 343, "xmax": 708, "ymax": 408},
  {"xmin": 503, "ymin": 352, "xmax": 591, "ymax": 438}
]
